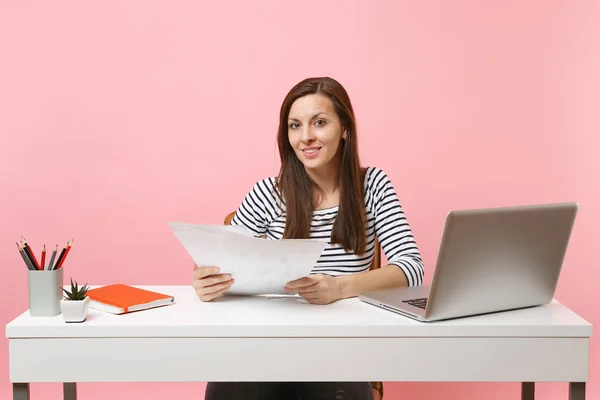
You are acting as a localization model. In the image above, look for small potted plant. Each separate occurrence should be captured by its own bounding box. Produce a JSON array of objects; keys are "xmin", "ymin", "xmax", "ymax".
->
[{"xmin": 60, "ymin": 278, "xmax": 90, "ymax": 323}]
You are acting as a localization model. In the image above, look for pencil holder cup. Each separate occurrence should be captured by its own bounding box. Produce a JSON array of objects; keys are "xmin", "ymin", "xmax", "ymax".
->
[{"xmin": 27, "ymin": 268, "xmax": 64, "ymax": 317}]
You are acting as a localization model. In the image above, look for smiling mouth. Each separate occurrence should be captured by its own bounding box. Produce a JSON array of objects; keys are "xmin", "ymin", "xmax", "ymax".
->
[{"xmin": 302, "ymin": 147, "xmax": 321, "ymax": 154}]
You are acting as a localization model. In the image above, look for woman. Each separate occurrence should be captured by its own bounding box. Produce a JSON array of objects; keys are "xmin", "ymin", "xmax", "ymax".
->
[{"xmin": 193, "ymin": 77, "xmax": 424, "ymax": 400}]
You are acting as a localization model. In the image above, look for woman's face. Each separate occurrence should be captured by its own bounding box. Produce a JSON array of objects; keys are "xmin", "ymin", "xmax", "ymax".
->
[{"xmin": 287, "ymin": 94, "xmax": 346, "ymax": 175}]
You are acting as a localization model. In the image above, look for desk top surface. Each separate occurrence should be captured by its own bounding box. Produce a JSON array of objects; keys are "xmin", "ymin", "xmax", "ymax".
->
[{"xmin": 5, "ymin": 285, "xmax": 593, "ymax": 339}]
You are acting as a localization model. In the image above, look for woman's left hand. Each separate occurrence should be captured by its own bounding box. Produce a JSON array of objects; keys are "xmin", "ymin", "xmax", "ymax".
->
[{"xmin": 284, "ymin": 274, "xmax": 341, "ymax": 305}]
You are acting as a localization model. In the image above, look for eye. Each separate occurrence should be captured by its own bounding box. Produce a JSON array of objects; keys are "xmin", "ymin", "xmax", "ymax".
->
[
  {"xmin": 315, "ymin": 119, "xmax": 326, "ymax": 126},
  {"xmin": 289, "ymin": 123, "xmax": 300, "ymax": 129}
]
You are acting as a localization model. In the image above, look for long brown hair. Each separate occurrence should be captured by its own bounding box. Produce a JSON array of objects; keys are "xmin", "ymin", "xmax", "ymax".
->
[{"xmin": 276, "ymin": 77, "xmax": 366, "ymax": 255}]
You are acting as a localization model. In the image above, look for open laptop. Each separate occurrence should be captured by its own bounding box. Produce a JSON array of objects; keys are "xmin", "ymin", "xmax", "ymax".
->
[{"xmin": 358, "ymin": 202, "xmax": 578, "ymax": 322}]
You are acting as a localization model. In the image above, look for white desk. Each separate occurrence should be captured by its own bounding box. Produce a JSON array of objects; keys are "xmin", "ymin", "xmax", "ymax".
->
[{"xmin": 6, "ymin": 285, "xmax": 593, "ymax": 400}]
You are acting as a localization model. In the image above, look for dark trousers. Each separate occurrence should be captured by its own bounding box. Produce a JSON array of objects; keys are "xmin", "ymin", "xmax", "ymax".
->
[{"xmin": 205, "ymin": 382, "xmax": 374, "ymax": 400}]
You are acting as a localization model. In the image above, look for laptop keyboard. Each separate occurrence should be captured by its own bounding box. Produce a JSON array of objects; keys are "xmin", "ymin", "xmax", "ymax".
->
[{"xmin": 403, "ymin": 297, "xmax": 428, "ymax": 309}]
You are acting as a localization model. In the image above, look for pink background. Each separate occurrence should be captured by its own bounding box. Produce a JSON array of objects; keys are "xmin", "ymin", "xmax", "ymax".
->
[{"xmin": 1, "ymin": 1, "xmax": 598, "ymax": 399}]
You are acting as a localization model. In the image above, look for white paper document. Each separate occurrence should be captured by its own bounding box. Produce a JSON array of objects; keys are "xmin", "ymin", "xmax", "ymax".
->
[{"xmin": 168, "ymin": 221, "xmax": 327, "ymax": 295}]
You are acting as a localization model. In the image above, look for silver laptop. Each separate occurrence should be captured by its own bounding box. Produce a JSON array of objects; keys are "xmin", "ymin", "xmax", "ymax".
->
[{"xmin": 358, "ymin": 202, "xmax": 578, "ymax": 322}]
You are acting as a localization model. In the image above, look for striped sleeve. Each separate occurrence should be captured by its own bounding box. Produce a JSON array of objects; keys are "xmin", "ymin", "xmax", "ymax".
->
[
  {"xmin": 229, "ymin": 177, "xmax": 277, "ymax": 238},
  {"xmin": 368, "ymin": 168, "xmax": 424, "ymax": 286}
]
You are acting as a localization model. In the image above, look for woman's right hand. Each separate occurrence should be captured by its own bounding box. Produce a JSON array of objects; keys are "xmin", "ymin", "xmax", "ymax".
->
[{"xmin": 192, "ymin": 264, "xmax": 234, "ymax": 301}]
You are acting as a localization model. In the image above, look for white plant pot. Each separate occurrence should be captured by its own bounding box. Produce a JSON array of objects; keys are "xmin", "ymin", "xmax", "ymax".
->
[{"xmin": 60, "ymin": 297, "xmax": 90, "ymax": 323}]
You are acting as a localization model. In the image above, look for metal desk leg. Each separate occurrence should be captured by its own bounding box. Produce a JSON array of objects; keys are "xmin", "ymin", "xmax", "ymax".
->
[
  {"xmin": 569, "ymin": 382, "xmax": 585, "ymax": 400},
  {"xmin": 13, "ymin": 383, "xmax": 30, "ymax": 400},
  {"xmin": 521, "ymin": 382, "xmax": 535, "ymax": 400},
  {"xmin": 64, "ymin": 383, "xmax": 77, "ymax": 400}
]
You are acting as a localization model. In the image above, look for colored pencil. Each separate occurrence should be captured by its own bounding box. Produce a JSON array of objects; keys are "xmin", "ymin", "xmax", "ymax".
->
[
  {"xmin": 56, "ymin": 240, "xmax": 73, "ymax": 269},
  {"xmin": 22, "ymin": 239, "xmax": 41, "ymax": 270},
  {"xmin": 40, "ymin": 245, "xmax": 46, "ymax": 270},
  {"xmin": 53, "ymin": 245, "xmax": 67, "ymax": 271},
  {"xmin": 16, "ymin": 242, "xmax": 35, "ymax": 271},
  {"xmin": 47, "ymin": 244, "xmax": 58, "ymax": 270}
]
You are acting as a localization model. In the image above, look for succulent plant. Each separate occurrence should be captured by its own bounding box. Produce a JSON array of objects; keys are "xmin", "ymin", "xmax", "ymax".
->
[{"xmin": 62, "ymin": 278, "xmax": 89, "ymax": 301}]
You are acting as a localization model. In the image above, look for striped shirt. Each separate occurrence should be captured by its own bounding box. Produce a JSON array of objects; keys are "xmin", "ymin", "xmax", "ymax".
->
[{"xmin": 230, "ymin": 166, "xmax": 424, "ymax": 286}]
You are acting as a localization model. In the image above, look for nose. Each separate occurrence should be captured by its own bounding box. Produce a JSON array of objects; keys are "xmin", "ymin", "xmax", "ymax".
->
[{"xmin": 300, "ymin": 126, "xmax": 315, "ymax": 143}]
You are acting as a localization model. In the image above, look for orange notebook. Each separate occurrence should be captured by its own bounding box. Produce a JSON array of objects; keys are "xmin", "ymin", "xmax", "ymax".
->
[{"xmin": 87, "ymin": 284, "xmax": 174, "ymax": 315}]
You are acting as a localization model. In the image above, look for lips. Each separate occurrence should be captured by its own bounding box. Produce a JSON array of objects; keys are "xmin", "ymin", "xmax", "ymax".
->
[
  {"xmin": 301, "ymin": 147, "xmax": 321, "ymax": 159},
  {"xmin": 302, "ymin": 147, "xmax": 321, "ymax": 154}
]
